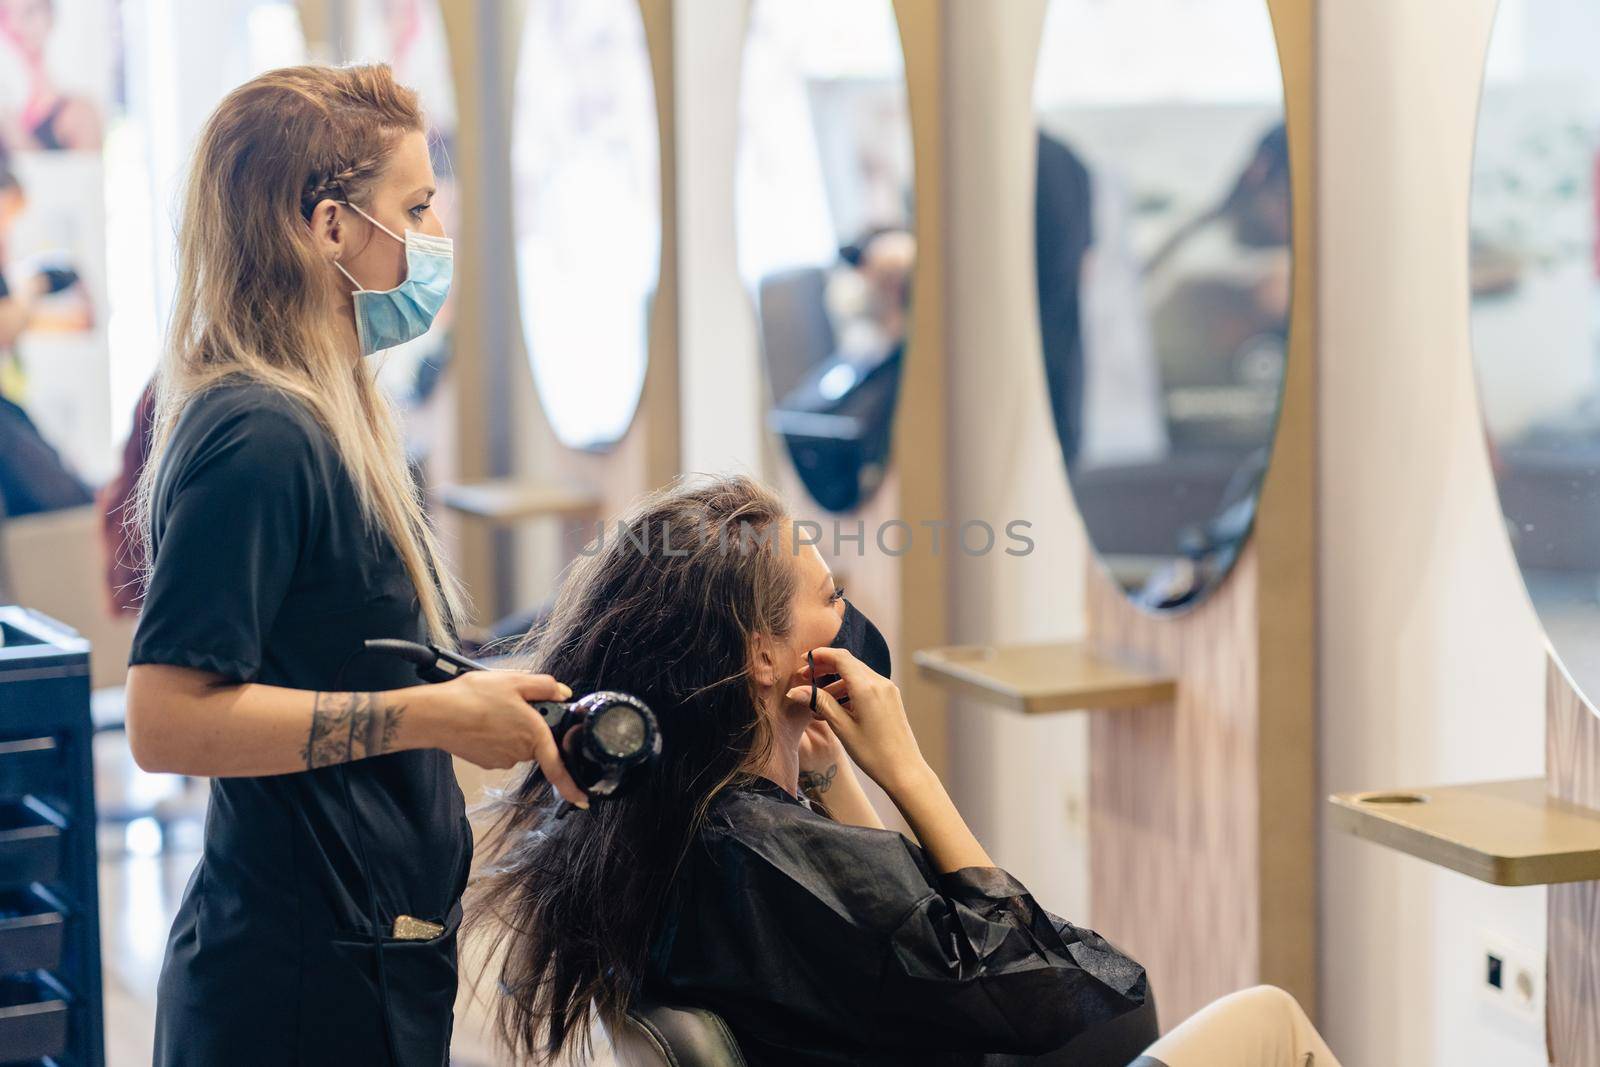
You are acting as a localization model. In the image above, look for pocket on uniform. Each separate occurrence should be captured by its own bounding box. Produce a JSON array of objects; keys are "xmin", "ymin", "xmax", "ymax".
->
[{"xmin": 316, "ymin": 902, "xmax": 462, "ymax": 1067}]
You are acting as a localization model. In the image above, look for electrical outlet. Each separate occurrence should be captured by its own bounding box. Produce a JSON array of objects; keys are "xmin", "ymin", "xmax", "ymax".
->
[{"xmin": 1479, "ymin": 932, "xmax": 1544, "ymax": 1024}]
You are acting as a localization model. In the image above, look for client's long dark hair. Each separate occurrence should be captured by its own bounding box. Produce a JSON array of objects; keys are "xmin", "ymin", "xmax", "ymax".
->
[{"xmin": 466, "ymin": 475, "xmax": 798, "ymax": 1063}]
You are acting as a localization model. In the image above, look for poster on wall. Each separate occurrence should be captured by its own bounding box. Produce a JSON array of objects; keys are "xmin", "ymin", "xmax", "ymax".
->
[{"xmin": 0, "ymin": 0, "xmax": 115, "ymax": 486}]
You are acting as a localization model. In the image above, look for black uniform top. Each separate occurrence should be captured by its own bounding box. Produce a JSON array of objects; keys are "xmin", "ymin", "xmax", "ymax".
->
[
  {"xmin": 644, "ymin": 778, "xmax": 1150, "ymax": 1066},
  {"xmin": 129, "ymin": 381, "xmax": 470, "ymax": 1067}
]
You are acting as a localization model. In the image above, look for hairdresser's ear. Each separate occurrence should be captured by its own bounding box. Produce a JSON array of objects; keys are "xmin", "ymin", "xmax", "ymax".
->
[
  {"xmin": 307, "ymin": 198, "xmax": 347, "ymax": 262},
  {"xmin": 749, "ymin": 632, "xmax": 781, "ymax": 689}
]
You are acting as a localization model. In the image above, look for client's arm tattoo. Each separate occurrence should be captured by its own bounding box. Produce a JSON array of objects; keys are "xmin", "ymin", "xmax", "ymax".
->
[
  {"xmin": 798, "ymin": 763, "xmax": 837, "ymax": 797},
  {"xmin": 303, "ymin": 692, "xmax": 407, "ymax": 769}
]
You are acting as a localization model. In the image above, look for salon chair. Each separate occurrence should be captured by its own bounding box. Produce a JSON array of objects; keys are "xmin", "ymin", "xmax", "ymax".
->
[
  {"xmin": 610, "ymin": 1001, "xmax": 747, "ymax": 1067},
  {"xmin": 757, "ymin": 266, "xmax": 834, "ymax": 400},
  {"xmin": 609, "ymin": 994, "xmax": 1158, "ymax": 1067}
]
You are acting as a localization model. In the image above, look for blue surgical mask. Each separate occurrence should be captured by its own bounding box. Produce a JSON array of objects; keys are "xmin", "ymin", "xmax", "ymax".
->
[{"xmin": 332, "ymin": 201, "xmax": 453, "ymax": 356}]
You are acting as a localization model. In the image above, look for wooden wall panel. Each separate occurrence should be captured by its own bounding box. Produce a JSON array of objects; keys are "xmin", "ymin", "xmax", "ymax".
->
[
  {"xmin": 1087, "ymin": 547, "xmax": 1263, "ymax": 1022},
  {"xmin": 888, "ymin": 0, "xmax": 949, "ymax": 776},
  {"xmin": 1085, "ymin": 0, "xmax": 1317, "ymax": 1030},
  {"xmin": 437, "ymin": 0, "xmax": 497, "ymax": 617},
  {"xmin": 1547, "ymin": 654, "xmax": 1600, "ymax": 1066}
]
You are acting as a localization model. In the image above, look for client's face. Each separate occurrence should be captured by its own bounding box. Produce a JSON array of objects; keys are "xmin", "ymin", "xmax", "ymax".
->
[{"xmin": 764, "ymin": 541, "xmax": 847, "ymax": 701}]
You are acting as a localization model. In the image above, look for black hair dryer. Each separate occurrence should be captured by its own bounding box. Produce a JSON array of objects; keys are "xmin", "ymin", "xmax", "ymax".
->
[{"xmin": 363, "ymin": 638, "xmax": 662, "ymax": 799}]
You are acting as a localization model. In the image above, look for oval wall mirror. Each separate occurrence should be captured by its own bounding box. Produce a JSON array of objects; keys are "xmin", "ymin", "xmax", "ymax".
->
[
  {"xmin": 513, "ymin": 0, "xmax": 659, "ymax": 451},
  {"xmin": 1472, "ymin": 0, "xmax": 1600, "ymax": 700},
  {"xmin": 736, "ymin": 0, "xmax": 913, "ymax": 513},
  {"xmin": 1032, "ymin": 0, "xmax": 1291, "ymax": 611}
]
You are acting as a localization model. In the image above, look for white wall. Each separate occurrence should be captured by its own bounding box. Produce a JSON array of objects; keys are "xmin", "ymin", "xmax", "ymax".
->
[
  {"xmin": 675, "ymin": 0, "xmax": 767, "ymax": 478},
  {"xmin": 1318, "ymin": 2, "xmax": 1548, "ymax": 1065},
  {"xmin": 942, "ymin": 0, "xmax": 1096, "ymax": 921}
]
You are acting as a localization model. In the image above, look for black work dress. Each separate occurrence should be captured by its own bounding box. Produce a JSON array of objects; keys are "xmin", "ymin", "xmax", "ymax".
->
[
  {"xmin": 645, "ymin": 778, "xmax": 1151, "ymax": 1066},
  {"xmin": 129, "ymin": 381, "xmax": 470, "ymax": 1066}
]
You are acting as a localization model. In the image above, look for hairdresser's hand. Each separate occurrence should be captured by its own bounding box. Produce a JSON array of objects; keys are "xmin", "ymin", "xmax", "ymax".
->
[
  {"xmin": 788, "ymin": 647, "xmax": 927, "ymax": 797},
  {"xmin": 420, "ymin": 671, "xmax": 589, "ymax": 807}
]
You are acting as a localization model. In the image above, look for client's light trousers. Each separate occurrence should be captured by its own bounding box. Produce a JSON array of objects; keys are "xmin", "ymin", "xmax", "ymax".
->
[
  {"xmin": 1135, "ymin": 986, "xmax": 1341, "ymax": 1067},
  {"xmin": 992, "ymin": 984, "xmax": 1339, "ymax": 1067}
]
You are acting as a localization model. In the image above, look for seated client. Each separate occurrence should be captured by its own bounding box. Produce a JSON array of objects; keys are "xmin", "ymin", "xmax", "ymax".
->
[{"xmin": 469, "ymin": 475, "xmax": 1337, "ymax": 1067}]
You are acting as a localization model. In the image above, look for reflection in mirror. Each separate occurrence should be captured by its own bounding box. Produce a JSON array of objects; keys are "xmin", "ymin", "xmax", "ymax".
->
[
  {"xmin": 737, "ymin": 0, "xmax": 912, "ymax": 513},
  {"xmin": 1472, "ymin": 0, "xmax": 1600, "ymax": 701},
  {"xmin": 514, "ymin": 0, "xmax": 659, "ymax": 451},
  {"xmin": 341, "ymin": 0, "xmax": 459, "ymax": 470},
  {"xmin": 1033, "ymin": 0, "xmax": 1290, "ymax": 611}
]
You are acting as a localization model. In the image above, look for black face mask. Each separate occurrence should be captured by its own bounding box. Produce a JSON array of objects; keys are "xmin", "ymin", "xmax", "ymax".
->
[{"xmin": 808, "ymin": 598, "xmax": 891, "ymax": 711}]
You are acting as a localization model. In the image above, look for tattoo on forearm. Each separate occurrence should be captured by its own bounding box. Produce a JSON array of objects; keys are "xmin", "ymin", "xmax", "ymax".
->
[
  {"xmin": 303, "ymin": 692, "xmax": 406, "ymax": 769},
  {"xmin": 799, "ymin": 763, "xmax": 837, "ymax": 796}
]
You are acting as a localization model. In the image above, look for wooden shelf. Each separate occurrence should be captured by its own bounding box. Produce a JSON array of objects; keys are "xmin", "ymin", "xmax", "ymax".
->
[
  {"xmin": 437, "ymin": 481, "xmax": 601, "ymax": 523},
  {"xmin": 911, "ymin": 641, "xmax": 1176, "ymax": 715},
  {"xmin": 1329, "ymin": 778, "xmax": 1600, "ymax": 886}
]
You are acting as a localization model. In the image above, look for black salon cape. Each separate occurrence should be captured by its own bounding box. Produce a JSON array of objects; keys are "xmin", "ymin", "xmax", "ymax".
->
[
  {"xmin": 129, "ymin": 381, "xmax": 470, "ymax": 1066},
  {"xmin": 644, "ymin": 779, "xmax": 1149, "ymax": 1066}
]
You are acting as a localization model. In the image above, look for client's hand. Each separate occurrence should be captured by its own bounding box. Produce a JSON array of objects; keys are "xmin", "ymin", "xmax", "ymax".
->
[
  {"xmin": 423, "ymin": 671, "xmax": 589, "ymax": 807},
  {"xmin": 788, "ymin": 647, "xmax": 927, "ymax": 795},
  {"xmin": 794, "ymin": 716, "xmax": 885, "ymax": 831},
  {"xmin": 790, "ymin": 648, "xmax": 992, "ymax": 874},
  {"xmin": 797, "ymin": 717, "xmax": 843, "ymax": 779}
]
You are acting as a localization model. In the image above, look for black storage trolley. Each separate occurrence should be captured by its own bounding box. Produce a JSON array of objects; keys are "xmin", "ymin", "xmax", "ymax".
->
[{"xmin": 0, "ymin": 607, "xmax": 105, "ymax": 1067}]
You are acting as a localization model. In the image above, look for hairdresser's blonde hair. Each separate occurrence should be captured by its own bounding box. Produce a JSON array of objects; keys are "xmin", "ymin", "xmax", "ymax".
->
[{"xmin": 134, "ymin": 63, "xmax": 465, "ymax": 644}]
